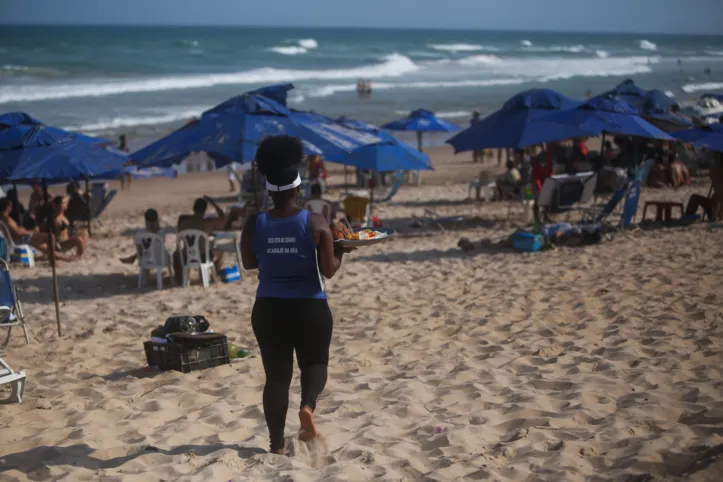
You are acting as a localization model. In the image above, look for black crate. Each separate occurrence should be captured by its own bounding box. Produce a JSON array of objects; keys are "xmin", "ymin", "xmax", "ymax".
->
[{"xmin": 144, "ymin": 336, "xmax": 230, "ymax": 373}]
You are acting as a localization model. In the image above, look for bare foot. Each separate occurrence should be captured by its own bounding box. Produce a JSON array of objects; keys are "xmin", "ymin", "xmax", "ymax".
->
[{"xmin": 298, "ymin": 406, "xmax": 318, "ymax": 442}]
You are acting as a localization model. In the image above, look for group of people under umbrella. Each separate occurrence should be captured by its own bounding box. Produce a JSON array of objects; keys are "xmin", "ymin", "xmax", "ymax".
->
[{"xmin": 2, "ymin": 80, "xmax": 722, "ymax": 336}]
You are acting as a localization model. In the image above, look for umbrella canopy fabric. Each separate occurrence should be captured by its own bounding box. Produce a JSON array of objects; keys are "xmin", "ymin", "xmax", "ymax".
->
[
  {"xmin": 381, "ymin": 109, "xmax": 459, "ymax": 132},
  {"xmin": 131, "ymin": 87, "xmax": 382, "ymax": 168},
  {"xmin": 334, "ymin": 117, "xmax": 432, "ymax": 172},
  {"xmin": 542, "ymin": 97, "xmax": 675, "ymax": 141},
  {"xmin": 6, "ymin": 135, "xmax": 129, "ymax": 184},
  {"xmin": 0, "ymin": 112, "xmax": 111, "ymax": 148},
  {"xmin": 447, "ymin": 89, "xmax": 587, "ymax": 152},
  {"xmin": 674, "ymin": 124, "xmax": 723, "ymax": 153},
  {"xmin": 593, "ymin": 80, "xmax": 692, "ymax": 131}
]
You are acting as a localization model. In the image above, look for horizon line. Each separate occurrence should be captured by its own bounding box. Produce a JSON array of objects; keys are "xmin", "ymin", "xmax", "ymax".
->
[{"xmin": 1, "ymin": 23, "xmax": 721, "ymax": 37}]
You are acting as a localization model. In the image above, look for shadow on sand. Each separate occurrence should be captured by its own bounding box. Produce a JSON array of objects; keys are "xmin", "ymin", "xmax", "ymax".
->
[{"xmin": 0, "ymin": 443, "xmax": 265, "ymax": 475}]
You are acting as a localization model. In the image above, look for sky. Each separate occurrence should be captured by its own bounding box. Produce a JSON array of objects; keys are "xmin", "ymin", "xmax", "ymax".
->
[{"xmin": 1, "ymin": 0, "xmax": 722, "ymax": 35}]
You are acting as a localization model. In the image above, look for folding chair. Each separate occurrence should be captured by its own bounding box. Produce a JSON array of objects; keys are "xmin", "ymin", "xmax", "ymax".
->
[
  {"xmin": 0, "ymin": 259, "xmax": 29, "ymax": 346},
  {"xmin": 538, "ymin": 172, "xmax": 598, "ymax": 221},
  {"xmin": 0, "ymin": 356, "xmax": 26, "ymax": 404}
]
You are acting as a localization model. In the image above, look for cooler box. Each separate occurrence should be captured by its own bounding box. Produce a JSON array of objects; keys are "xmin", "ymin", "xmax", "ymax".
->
[
  {"xmin": 11, "ymin": 246, "xmax": 35, "ymax": 267},
  {"xmin": 513, "ymin": 231, "xmax": 542, "ymax": 252},
  {"xmin": 220, "ymin": 265, "xmax": 241, "ymax": 283}
]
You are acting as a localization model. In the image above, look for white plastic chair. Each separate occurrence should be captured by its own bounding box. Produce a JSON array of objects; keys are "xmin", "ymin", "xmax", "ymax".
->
[
  {"xmin": 0, "ymin": 356, "xmax": 26, "ymax": 404},
  {"xmin": 0, "ymin": 222, "xmax": 35, "ymax": 267},
  {"xmin": 135, "ymin": 232, "xmax": 173, "ymax": 290},
  {"xmin": 177, "ymin": 229, "xmax": 216, "ymax": 288},
  {"xmin": 305, "ymin": 199, "xmax": 333, "ymax": 223}
]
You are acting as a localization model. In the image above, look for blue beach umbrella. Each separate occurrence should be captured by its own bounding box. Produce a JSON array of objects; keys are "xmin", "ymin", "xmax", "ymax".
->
[
  {"xmin": 335, "ymin": 117, "xmax": 432, "ymax": 172},
  {"xmin": 674, "ymin": 124, "xmax": 723, "ymax": 153},
  {"xmin": 131, "ymin": 86, "xmax": 382, "ymax": 169},
  {"xmin": 382, "ymin": 109, "xmax": 459, "ymax": 151},
  {"xmin": 542, "ymin": 98, "xmax": 675, "ymax": 141},
  {"xmin": 446, "ymin": 89, "xmax": 587, "ymax": 152},
  {"xmin": 6, "ymin": 135, "xmax": 129, "ymax": 184},
  {"xmin": 593, "ymin": 80, "xmax": 692, "ymax": 131}
]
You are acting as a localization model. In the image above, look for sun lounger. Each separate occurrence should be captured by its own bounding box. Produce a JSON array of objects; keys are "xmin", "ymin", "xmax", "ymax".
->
[
  {"xmin": 0, "ymin": 259, "xmax": 29, "ymax": 346},
  {"xmin": 0, "ymin": 356, "xmax": 26, "ymax": 404}
]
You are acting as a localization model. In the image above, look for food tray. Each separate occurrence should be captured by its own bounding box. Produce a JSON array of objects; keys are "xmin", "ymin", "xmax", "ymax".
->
[{"xmin": 334, "ymin": 228, "xmax": 396, "ymax": 247}]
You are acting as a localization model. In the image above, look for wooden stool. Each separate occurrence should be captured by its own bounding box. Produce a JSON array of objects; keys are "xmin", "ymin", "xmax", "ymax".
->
[{"xmin": 642, "ymin": 201, "xmax": 684, "ymax": 222}]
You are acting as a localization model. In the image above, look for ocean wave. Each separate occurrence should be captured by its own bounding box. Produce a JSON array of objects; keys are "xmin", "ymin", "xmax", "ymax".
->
[
  {"xmin": 63, "ymin": 107, "xmax": 205, "ymax": 132},
  {"xmin": 0, "ymin": 53, "xmax": 419, "ymax": 103},
  {"xmin": 458, "ymin": 55, "xmax": 502, "ymax": 66},
  {"xmin": 270, "ymin": 46, "xmax": 309, "ymax": 55},
  {"xmin": 1, "ymin": 64, "xmax": 64, "ymax": 76},
  {"xmin": 665, "ymin": 90, "xmax": 675, "ymax": 98},
  {"xmin": 270, "ymin": 38, "xmax": 319, "ymax": 56},
  {"xmin": 521, "ymin": 40, "xmax": 533, "ymax": 47},
  {"xmin": 681, "ymin": 81, "xmax": 723, "ymax": 93},
  {"xmin": 705, "ymin": 50, "xmax": 723, "ymax": 56},
  {"xmin": 395, "ymin": 109, "xmax": 470, "ymax": 119},
  {"xmin": 596, "ymin": 50, "xmax": 609, "ymax": 58},
  {"xmin": 428, "ymin": 43, "xmax": 496, "ymax": 52},
  {"xmin": 298, "ymin": 39, "xmax": 318, "ymax": 49},
  {"xmin": 639, "ymin": 40, "xmax": 657, "ymax": 51},
  {"xmin": 525, "ymin": 45, "xmax": 587, "ymax": 53},
  {"xmin": 308, "ymin": 78, "xmax": 526, "ymax": 97}
]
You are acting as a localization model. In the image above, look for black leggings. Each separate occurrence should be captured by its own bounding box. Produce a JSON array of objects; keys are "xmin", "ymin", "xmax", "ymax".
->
[{"xmin": 252, "ymin": 297, "xmax": 333, "ymax": 452}]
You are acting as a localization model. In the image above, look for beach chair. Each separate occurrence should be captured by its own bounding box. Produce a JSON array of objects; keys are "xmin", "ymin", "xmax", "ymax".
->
[
  {"xmin": 89, "ymin": 183, "xmax": 118, "ymax": 219},
  {"xmin": 538, "ymin": 172, "xmax": 598, "ymax": 220},
  {"xmin": 379, "ymin": 172, "xmax": 405, "ymax": 202},
  {"xmin": 0, "ymin": 259, "xmax": 29, "ymax": 346},
  {"xmin": 0, "ymin": 356, "xmax": 26, "ymax": 404},
  {"xmin": 0, "ymin": 222, "xmax": 35, "ymax": 267},
  {"xmin": 136, "ymin": 232, "xmax": 173, "ymax": 290},
  {"xmin": 342, "ymin": 196, "xmax": 371, "ymax": 228},
  {"xmin": 305, "ymin": 199, "xmax": 334, "ymax": 223},
  {"xmin": 177, "ymin": 229, "xmax": 216, "ymax": 288}
]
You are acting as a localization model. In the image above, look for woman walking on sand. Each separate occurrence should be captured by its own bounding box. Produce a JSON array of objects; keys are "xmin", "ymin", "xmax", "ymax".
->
[{"xmin": 240, "ymin": 136, "xmax": 353, "ymax": 455}]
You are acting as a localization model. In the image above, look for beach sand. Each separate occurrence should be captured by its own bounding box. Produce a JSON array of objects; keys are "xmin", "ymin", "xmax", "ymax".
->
[{"xmin": 1, "ymin": 146, "xmax": 722, "ymax": 481}]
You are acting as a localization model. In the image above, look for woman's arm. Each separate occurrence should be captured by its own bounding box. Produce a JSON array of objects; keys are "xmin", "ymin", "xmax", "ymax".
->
[
  {"xmin": 240, "ymin": 213, "xmax": 258, "ymax": 270},
  {"xmin": 310, "ymin": 213, "xmax": 346, "ymax": 279}
]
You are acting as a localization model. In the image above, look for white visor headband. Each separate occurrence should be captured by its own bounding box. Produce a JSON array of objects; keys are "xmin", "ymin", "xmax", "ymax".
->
[{"xmin": 266, "ymin": 173, "xmax": 301, "ymax": 192}]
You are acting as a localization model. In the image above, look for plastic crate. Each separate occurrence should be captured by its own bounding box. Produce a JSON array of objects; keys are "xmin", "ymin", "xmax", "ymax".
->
[{"xmin": 144, "ymin": 336, "xmax": 230, "ymax": 373}]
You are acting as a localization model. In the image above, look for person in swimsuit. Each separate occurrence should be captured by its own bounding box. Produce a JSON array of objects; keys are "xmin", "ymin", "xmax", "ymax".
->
[
  {"xmin": 50, "ymin": 196, "xmax": 88, "ymax": 259},
  {"xmin": 240, "ymin": 135, "xmax": 353, "ymax": 455}
]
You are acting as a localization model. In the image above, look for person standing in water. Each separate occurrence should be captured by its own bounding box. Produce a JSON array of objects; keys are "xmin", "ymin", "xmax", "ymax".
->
[{"xmin": 240, "ymin": 135, "xmax": 353, "ymax": 455}]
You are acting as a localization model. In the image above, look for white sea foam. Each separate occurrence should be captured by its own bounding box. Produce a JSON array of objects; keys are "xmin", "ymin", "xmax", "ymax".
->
[
  {"xmin": 596, "ymin": 50, "xmax": 609, "ymax": 58},
  {"xmin": 457, "ymin": 55, "xmax": 503, "ymax": 66},
  {"xmin": 525, "ymin": 45, "xmax": 587, "ymax": 53},
  {"xmin": 270, "ymin": 46, "xmax": 308, "ymax": 55},
  {"xmin": 435, "ymin": 111, "xmax": 472, "ymax": 119},
  {"xmin": 308, "ymin": 78, "xmax": 526, "ymax": 98},
  {"xmin": 428, "ymin": 43, "xmax": 495, "ymax": 52},
  {"xmin": 705, "ymin": 50, "xmax": 723, "ymax": 56},
  {"xmin": 681, "ymin": 81, "xmax": 723, "ymax": 93},
  {"xmin": 298, "ymin": 39, "xmax": 318, "ymax": 49},
  {"xmin": 63, "ymin": 107, "xmax": 205, "ymax": 132},
  {"xmin": 639, "ymin": 40, "xmax": 657, "ymax": 51},
  {"xmin": 521, "ymin": 40, "xmax": 533, "ymax": 47},
  {"xmin": 0, "ymin": 53, "xmax": 419, "ymax": 103}
]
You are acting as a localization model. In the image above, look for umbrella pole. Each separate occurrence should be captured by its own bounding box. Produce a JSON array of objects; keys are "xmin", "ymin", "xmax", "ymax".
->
[
  {"xmin": 42, "ymin": 180, "xmax": 62, "ymax": 337},
  {"xmin": 416, "ymin": 131, "xmax": 423, "ymax": 152},
  {"xmin": 84, "ymin": 179, "xmax": 92, "ymax": 237}
]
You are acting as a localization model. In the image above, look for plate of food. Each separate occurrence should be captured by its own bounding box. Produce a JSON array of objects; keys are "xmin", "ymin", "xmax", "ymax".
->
[{"xmin": 331, "ymin": 222, "xmax": 395, "ymax": 247}]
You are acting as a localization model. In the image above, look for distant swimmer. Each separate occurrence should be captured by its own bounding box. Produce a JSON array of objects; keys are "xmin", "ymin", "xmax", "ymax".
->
[
  {"xmin": 705, "ymin": 67, "xmax": 712, "ymax": 75},
  {"xmin": 356, "ymin": 78, "xmax": 372, "ymax": 97}
]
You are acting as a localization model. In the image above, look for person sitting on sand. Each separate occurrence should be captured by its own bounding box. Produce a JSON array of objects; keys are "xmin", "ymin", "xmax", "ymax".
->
[
  {"xmin": 496, "ymin": 159, "xmax": 522, "ymax": 200},
  {"xmin": 65, "ymin": 182, "xmax": 91, "ymax": 227},
  {"xmin": 685, "ymin": 155, "xmax": 723, "ymax": 221},
  {"xmin": 240, "ymin": 135, "xmax": 354, "ymax": 455},
  {"xmin": 669, "ymin": 160, "xmax": 691, "ymax": 189},
  {"xmin": 28, "ymin": 181, "xmax": 50, "ymax": 221},
  {"xmin": 120, "ymin": 209, "xmax": 170, "ymax": 268},
  {"xmin": 42, "ymin": 196, "xmax": 88, "ymax": 260},
  {"xmin": 0, "ymin": 198, "xmax": 46, "ymax": 250},
  {"xmin": 173, "ymin": 196, "xmax": 226, "ymax": 284},
  {"xmin": 6, "ymin": 188, "xmax": 36, "ymax": 230}
]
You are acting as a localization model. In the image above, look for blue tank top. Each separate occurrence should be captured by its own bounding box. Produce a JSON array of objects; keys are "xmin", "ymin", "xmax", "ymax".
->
[{"xmin": 253, "ymin": 210, "xmax": 326, "ymax": 299}]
